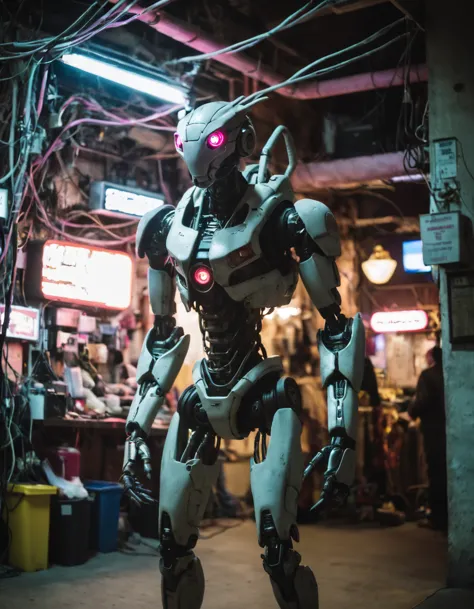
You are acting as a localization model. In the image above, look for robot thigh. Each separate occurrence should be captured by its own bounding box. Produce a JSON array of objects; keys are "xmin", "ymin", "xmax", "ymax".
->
[{"xmin": 250, "ymin": 407, "xmax": 304, "ymax": 545}]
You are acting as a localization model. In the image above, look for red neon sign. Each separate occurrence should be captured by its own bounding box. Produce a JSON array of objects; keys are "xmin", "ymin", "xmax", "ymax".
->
[
  {"xmin": 370, "ymin": 310, "xmax": 429, "ymax": 334},
  {"xmin": 41, "ymin": 240, "xmax": 133, "ymax": 310}
]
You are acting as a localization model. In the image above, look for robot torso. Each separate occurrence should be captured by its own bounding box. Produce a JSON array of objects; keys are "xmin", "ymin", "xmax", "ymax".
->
[{"xmin": 166, "ymin": 173, "xmax": 298, "ymax": 312}]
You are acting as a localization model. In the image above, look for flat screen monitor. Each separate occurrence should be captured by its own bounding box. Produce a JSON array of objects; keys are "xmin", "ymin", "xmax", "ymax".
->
[
  {"xmin": 402, "ymin": 239, "xmax": 431, "ymax": 274},
  {"xmin": 0, "ymin": 305, "xmax": 40, "ymax": 341}
]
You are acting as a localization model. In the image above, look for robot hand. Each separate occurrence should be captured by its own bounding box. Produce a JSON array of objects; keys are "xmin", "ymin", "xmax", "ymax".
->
[
  {"xmin": 122, "ymin": 429, "xmax": 156, "ymax": 506},
  {"xmin": 122, "ymin": 328, "xmax": 190, "ymax": 507},
  {"xmin": 304, "ymin": 437, "xmax": 355, "ymax": 515}
]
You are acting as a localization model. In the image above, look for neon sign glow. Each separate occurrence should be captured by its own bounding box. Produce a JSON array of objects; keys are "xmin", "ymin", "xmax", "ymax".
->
[
  {"xmin": 0, "ymin": 305, "xmax": 40, "ymax": 341},
  {"xmin": 370, "ymin": 310, "xmax": 429, "ymax": 334},
  {"xmin": 41, "ymin": 241, "xmax": 133, "ymax": 310}
]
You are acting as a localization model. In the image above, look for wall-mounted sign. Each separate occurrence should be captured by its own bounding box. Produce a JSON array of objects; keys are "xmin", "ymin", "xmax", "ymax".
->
[
  {"xmin": 370, "ymin": 310, "xmax": 429, "ymax": 334},
  {"xmin": 420, "ymin": 211, "xmax": 464, "ymax": 266},
  {"xmin": 89, "ymin": 181, "xmax": 164, "ymax": 218},
  {"xmin": 0, "ymin": 305, "xmax": 40, "ymax": 341},
  {"xmin": 39, "ymin": 241, "xmax": 133, "ymax": 310},
  {"xmin": 433, "ymin": 138, "xmax": 457, "ymax": 190}
]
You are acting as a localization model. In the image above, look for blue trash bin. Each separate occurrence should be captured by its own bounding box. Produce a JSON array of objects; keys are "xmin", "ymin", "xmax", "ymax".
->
[{"xmin": 84, "ymin": 481, "xmax": 123, "ymax": 553}]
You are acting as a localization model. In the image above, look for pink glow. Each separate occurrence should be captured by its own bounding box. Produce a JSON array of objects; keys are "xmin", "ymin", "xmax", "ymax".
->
[
  {"xmin": 174, "ymin": 132, "xmax": 183, "ymax": 151},
  {"xmin": 207, "ymin": 130, "xmax": 225, "ymax": 148},
  {"xmin": 193, "ymin": 266, "xmax": 212, "ymax": 287}
]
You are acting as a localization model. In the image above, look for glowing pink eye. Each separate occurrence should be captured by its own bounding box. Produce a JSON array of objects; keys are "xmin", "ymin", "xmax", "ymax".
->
[
  {"xmin": 207, "ymin": 130, "xmax": 225, "ymax": 149},
  {"xmin": 174, "ymin": 132, "xmax": 183, "ymax": 151}
]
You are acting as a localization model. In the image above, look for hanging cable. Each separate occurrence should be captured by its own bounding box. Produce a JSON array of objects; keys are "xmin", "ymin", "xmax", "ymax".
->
[
  {"xmin": 241, "ymin": 18, "xmax": 409, "ymax": 104},
  {"xmin": 166, "ymin": 0, "xmax": 331, "ymax": 65}
]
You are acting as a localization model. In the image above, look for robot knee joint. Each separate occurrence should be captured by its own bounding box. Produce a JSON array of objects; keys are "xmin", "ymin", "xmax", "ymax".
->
[
  {"xmin": 260, "ymin": 511, "xmax": 301, "ymax": 602},
  {"xmin": 159, "ymin": 512, "xmax": 198, "ymax": 571},
  {"xmin": 260, "ymin": 510, "xmax": 298, "ymax": 573}
]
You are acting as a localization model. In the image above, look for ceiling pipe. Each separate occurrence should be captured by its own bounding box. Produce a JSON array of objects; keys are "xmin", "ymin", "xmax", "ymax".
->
[
  {"xmin": 111, "ymin": 2, "xmax": 428, "ymax": 100},
  {"xmin": 291, "ymin": 151, "xmax": 418, "ymax": 191}
]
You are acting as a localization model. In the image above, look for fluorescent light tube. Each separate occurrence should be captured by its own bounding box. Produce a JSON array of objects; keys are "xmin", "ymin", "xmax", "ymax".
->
[{"xmin": 61, "ymin": 53, "xmax": 186, "ymax": 105}]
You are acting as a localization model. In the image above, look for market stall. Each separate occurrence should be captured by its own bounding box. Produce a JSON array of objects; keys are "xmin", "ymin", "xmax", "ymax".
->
[{"xmin": 357, "ymin": 233, "xmax": 441, "ymax": 521}]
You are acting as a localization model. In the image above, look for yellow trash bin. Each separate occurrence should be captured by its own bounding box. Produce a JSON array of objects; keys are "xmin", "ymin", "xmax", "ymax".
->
[{"xmin": 4, "ymin": 483, "xmax": 57, "ymax": 572}]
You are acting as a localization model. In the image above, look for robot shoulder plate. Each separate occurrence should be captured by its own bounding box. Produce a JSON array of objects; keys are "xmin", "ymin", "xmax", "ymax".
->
[
  {"xmin": 294, "ymin": 198, "xmax": 341, "ymax": 257},
  {"xmin": 136, "ymin": 203, "xmax": 176, "ymax": 259}
]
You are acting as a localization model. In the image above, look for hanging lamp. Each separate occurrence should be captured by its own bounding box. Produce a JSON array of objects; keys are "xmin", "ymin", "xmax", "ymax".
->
[{"xmin": 362, "ymin": 245, "xmax": 397, "ymax": 285}]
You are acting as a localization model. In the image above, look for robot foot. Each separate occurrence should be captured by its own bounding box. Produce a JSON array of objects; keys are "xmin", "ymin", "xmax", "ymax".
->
[
  {"xmin": 160, "ymin": 553, "xmax": 205, "ymax": 609},
  {"xmin": 269, "ymin": 561, "xmax": 319, "ymax": 609}
]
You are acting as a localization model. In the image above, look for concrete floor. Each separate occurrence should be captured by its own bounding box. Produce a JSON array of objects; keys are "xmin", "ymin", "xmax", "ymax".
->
[{"xmin": 0, "ymin": 521, "xmax": 446, "ymax": 609}]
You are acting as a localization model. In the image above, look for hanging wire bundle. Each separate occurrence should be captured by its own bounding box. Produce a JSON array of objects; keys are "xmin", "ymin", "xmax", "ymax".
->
[{"xmin": 0, "ymin": 0, "xmax": 183, "ymax": 575}]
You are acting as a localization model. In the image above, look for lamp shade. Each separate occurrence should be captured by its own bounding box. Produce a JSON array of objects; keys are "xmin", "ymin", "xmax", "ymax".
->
[{"xmin": 362, "ymin": 246, "xmax": 397, "ymax": 285}]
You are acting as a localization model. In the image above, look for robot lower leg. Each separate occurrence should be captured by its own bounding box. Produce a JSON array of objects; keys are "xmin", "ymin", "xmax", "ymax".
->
[
  {"xmin": 261, "ymin": 510, "xmax": 302, "ymax": 599},
  {"xmin": 157, "ymin": 409, "xmax": 220, "ymax": 609},
  {"xmin": 159, "ymin": 512, "xmax": 205, "ymax": 609},
  {"xmin": 250, "ymin": 391, "xmax": 319, "ymax": 609},
  {"xmin": 261, "ymin": 511, "xmax": 319, "ymax": 609}
]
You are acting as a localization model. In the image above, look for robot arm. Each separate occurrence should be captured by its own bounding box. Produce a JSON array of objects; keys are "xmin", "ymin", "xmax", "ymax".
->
[
  {"xmin": 122, "ymin": 205, "xmax": 190, "ymax": 505},
  {"xmin": 284, "ymin": 199, "xmax": 366, "ymax": 513}
]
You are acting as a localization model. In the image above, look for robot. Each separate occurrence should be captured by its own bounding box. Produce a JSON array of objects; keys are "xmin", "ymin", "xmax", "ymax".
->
[{"xmin": 122, "ymin": 97, "xmax": 366, "ymax": 609}]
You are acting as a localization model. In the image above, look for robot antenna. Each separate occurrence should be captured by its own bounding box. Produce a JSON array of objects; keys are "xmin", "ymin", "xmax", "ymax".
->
[{"xmin": 257, "ymin": 125, "xmax": 296, "ymax": 184}]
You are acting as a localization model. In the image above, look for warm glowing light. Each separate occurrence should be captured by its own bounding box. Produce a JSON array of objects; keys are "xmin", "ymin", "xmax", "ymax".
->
[
  {"xmin": 61, "ymin": 53, "xmax": 186, "ymax": 104},
  {"xmin": 370, "ymin": 310, "xmax": 429, "ymax": 333},
  {"xmin": 265, "ymin": 306, "xmax": 301, "ymax": 321},
  {"xmin": 362, "ymin": 245, "xmax": 397, "ymax": 285},
  {"xmin": 174, "ymin": 132, "xmax": 183, "ymax": 151},
  {"xmin": 193, "ymin": 266, "xmax": 213, "ymax": 287},
  {"xmin": 41, "ymin": 241, "xmax": 133, "ymax": 310},
  {"xmin": 0, "ymin": 305, "xmax": 40, "ymax": 341},
  {"xmin": 207, "ymin": 130, "xmax": 225, "ymax": 149},
  {"xmin": 104, "ymin": 187, "xmax": 164, "ymax": 217}
]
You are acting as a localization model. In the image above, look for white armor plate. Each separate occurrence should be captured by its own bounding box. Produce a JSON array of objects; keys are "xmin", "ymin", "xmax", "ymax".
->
[
  {"xmin": 193, "ymin": 356, "xmax": 283, "ymax": 440},
  {"xmin": 166, "ymin": 175, "xmax": 298, "ymax": 310}
]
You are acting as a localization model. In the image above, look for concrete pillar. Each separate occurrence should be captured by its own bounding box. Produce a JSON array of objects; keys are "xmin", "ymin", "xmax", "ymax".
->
[{"xmin": 426, "ymin": 0, "xmax": 474, "ymax": 588}]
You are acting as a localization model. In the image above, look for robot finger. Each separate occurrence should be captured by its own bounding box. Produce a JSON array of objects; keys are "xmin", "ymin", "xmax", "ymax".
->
[
  {"xmin": 303, "ymin": 452, "xmax": 324, "ymax": 479},
  {"xmin": 303, "ymin": 445, "xmax": 331, "ymax": 479},
  {"xmin": 310, "ymin": 494, "xmax": 329, "ymax": 515},
  {"xmin": 135, "ymin": 483, "xmax": 156, "ymax": 503},
  {"xmin": 140, "ymin": 493, "xmax": 157, "ymax": 505},
  {"xmin": 127, "ymin": 488, "xmax": 144, "ymax": 506}
]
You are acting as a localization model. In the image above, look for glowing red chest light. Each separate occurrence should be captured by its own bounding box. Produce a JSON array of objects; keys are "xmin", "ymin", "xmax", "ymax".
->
[{"xmin": 192, "ymin": 265, "xmax": 214, "ymax": 291}]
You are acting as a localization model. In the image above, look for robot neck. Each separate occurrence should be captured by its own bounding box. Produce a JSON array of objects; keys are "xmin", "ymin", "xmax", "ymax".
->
[{"xmin": 206, "ymin": 165, "xmax": 248, "ymax": 223}]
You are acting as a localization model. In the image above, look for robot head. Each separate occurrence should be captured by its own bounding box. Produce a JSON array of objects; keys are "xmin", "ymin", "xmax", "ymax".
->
[{"xmin": 174, "ymin": 97, "xmax": 265, "ymax": 188}]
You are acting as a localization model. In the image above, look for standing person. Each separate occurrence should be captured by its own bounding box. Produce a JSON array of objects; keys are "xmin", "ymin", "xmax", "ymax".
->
[
  {"xmin": 361, "ymin": 355, "xmax": 386, "ymax": 498},
  {"xmin": 409, "ymin": 346, "xmax": 447, "ymax": 531},
  {"xmin": 361, "ymin": 355, "xmax": 381, "ymax": 409}
]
